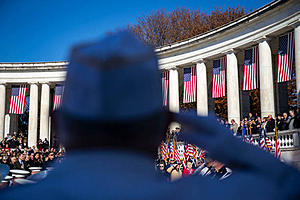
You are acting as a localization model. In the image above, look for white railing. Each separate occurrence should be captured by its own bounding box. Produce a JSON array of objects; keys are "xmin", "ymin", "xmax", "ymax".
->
[{"xmin": 252, "ymin": 129, "xmax": 300, "ymax": 149}]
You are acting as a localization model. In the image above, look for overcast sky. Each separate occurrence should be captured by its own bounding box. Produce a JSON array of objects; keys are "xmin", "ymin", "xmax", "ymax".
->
[{"xmin": 0, "ymin": 0, "xmax": 272, "ymax": 62}]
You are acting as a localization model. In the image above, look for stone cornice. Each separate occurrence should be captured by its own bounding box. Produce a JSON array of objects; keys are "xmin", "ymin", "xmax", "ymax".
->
[{"xmin": 0, "ymin": 61, "xmax": 68, "ymax": 72}]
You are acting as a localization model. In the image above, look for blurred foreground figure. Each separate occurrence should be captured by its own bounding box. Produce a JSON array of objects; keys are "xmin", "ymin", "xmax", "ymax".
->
[{"xmin": 1, "ymin": 32, "xmax": 300, "ymax": 199}]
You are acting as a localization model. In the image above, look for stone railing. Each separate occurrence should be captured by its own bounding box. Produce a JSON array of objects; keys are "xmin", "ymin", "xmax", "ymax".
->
[{"xmin": 252, "ymin": 129, "xmax": 300, "ymax": 149}]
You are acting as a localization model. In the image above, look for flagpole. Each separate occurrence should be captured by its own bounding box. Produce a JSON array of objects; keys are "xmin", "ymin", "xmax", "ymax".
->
[{"xmin": 275, "ymin": 119, "xmax": 278, "ymax": 159}]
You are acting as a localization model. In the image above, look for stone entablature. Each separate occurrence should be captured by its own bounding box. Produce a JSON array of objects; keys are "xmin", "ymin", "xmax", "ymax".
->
[{"xmin": 0, "ymin": 62, "xmax": 67, "ymax": 84}]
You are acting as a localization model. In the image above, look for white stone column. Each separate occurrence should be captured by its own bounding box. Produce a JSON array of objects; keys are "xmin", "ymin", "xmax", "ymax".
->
[
  {"xmin": 169, "ymin": 68, "xmax": 180, "ymax": 113},
  {"xmin": 196, "ymin": 61, "xmax": 208, "ymax": 116},
  {"xmin": 0, "ymin": 83, "xmax": 6, "ymax": 140},
  {"xmin": 40, "ymin": 83, "xmax": 50, "ymax": 141},
  {"xmin": 28, "ymin": 83, "xmax": 39, "ymax": 148},
  {"xmin": 226, "ymin": 51, "xmax": 240, "ymax": 123},
  {"xmin": 4, "ymin": 114, "xmax": 10, "ymax": 137},
  {"xmin": 258, "ymin": 37, "xmax": 275, "ymax": 118},
  {"xmin": 294, "ymin": 24, "xmax": 300, "ymax": 107}
]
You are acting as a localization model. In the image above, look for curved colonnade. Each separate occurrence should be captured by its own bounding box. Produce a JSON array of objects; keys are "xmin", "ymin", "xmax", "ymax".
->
[{"xmin": 0, "ymin": 0, "xmax": 300, "ymax": 148}]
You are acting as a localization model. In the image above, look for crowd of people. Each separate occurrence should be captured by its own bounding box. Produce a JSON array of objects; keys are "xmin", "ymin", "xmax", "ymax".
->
[
  {"xmin": 157, "ymin": 156, "xmax": 231, "ymax": 182},
  {"xmin": 157, "ymin": 128, "xmax": 231, "ymax": 182},
  {"xmin": 0, "ymin": 131, "xmax": 64, "ymax": 171},
  {"xmin": 216, "ymin": 109, "xmax": 300, "ymax": 136}
]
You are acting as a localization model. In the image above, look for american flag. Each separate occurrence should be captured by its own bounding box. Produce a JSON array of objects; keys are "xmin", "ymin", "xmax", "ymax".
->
[
  {"xmin": 197, "ymin": 148, "xmax": 205, "ymax": 159},
  {"xmin": 160, "ymin": 142, "xmax": 169, "ymax": 160},
  {"xmin": 242, "ymin": 46, "xmax": 259, "ymax": 91},
  {"xmin": 277, "ymin": 32, "xmax": 295, "ymax": 83},
  {"xmin": 9, "ymin": 85, "xmax": 27, "ymax": 114},
  {"xmin": 161, "ymin": 71, "xmax": 169, "ymax": 106},
  {"xmin": 172, "ymin": 142, "xmax": 181, "ymax": 161},
  {"xmin": 265, "ymin": 137, "xmax": 273, "ymax": 150},
  {"xmin": 53, "ymin": 85, "xmax": 64, "ymax": 111},
  {"xmin": 186, "ymin": 144, "xmax": 196, "ymax": 158},
  {"xmin": 275, "ymin": 134, "xmax": 281, "ymax": 159},
  {"xmin": 212, "ymin": 57, "xmax": 226, "ymax": 98},
  {"xmin": 259, "ymin": 137, "xmax": 267, "ymax": 151},
  {"xmin": 183, "ymin": 66, "xmax": 196, "ymax": 103}
]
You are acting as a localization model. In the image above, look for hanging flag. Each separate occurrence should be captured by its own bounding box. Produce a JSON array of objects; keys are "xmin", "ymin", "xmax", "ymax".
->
[
  {"xmin": 161, "ymin": 71, "xmax": 169, "ymax": 106},
  {"xmin": 277, "ymin": 32, "xmax": 295, "ymax": 83},
  {"xmin": 9, "ymin": 85, "xmax": 27, "ymax": 114},
  {"xmin": 212, "ymin": 57, "xmax": 226, "ymax": 98},
  {"xmin": 183, "ymin": 66, "xmax": 196, "ymax": 103},
  {"xmin": 242, "ymin": 46, "xmax": 259, "ymax": 91},
  {"xmin": 53, "ymin": 85, "xmax": 64, "ymax": 111}
]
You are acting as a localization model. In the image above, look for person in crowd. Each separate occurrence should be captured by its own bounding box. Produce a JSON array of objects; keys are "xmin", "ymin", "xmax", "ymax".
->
[
  {"xmin": 167, "ymin": 163, "xmax": 182, "ymax": 182},
  {"xmin": 43, "ymin": 138, "xmax": 50, "ymax": 150},
  {"xmin": 37, "ymin": 139, "xmax": 43, "ymax": 151},
  {"xmin": 183, "ymin": 160, "xmax": 195, "ymax": 177},
  {"xmin": 211, "ymin": 161, "xmax": 232, "ymax": 180},
  {"xmin": 230, "ymin": 119, "xmax": 239, "ymax": 135},
  {"xmin": 255, "ymin": 117, "xmax": 262, "ymax": 132},
  {"xmin": 289, "ymin": 110, "xmax": 296, "ymax": 130},
  {"xmin": 265, "ymin": 114, "xmax": 275, "ymax": 132},
  {"xmin": 9, "ymin": 157, "xmax": 17, "ymax": 169},
  {"xmin": 276, "ymin": 114, "xmax": 283, "ymax": 131},
  {"xmin": 31, "ymin": 152, "xmax": 43, "ymax": 167},
  {"xmin": 8, "ymin": 136, "xmax": 19, "ymax": 149},
  {"xmin": 294, "ymin": 108, "xmax": 300, "ymax": 128},
  {"xmin": 158, "ymin": 161, "xmax": 168, "ymax": 180},
  {"xmin": 194, "ymin": 157, "xmax": 214, "ymax": 177},
  {"xmin": 281, "ymin": 112, "xmax": 290, "ymax": 130},
  {"xmin": 248, "ymin": 113, "xmax": 256, "ymax": 121},
  {"xmin": 13, "ymin": 153, "xmax": 26, "ymax": 170},
  {"xmin": 236, "ymin": 121, "xmax": 244, "ymax": 136}
]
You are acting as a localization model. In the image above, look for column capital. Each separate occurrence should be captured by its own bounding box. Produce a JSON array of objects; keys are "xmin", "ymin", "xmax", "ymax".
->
[
  {"xmin": 39, "ymin": 81, "xmax": 50, "ymax": 85},
  {"xmin": 192, "ymin": 58, "xmax": 206, "ymax": 64},
  {"xmin": 289, "ymin": 19, "xmax": 300, "ymax": 28},
  {"xmin": 169, "ymin": 67, "xmax": 178, "ymax": 71},
  {"xmin": 28, "ymin": 81, "xmax": 39, "ymax": 85},
  {"xmin": 223, "ymin": 48, "xmax": 238, "ymax": 55},
  {"xmin": 0, "ymin": 82, "xmax": 7, "ymax": 85},
  {"xmin": 255, "ymin": 36, "xmax": 271, "ymax": 43}
]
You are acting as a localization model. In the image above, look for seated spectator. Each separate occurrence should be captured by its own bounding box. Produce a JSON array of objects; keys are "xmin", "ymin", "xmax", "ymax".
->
[
  {"xmin": 9, "ymin": 156, "xmax": 17, "ymax": 169},
  {"xmin": 13, "ymin": 153, "xmax": 26, "ymax": 170},
  {"xmin": 158, "ymin": 161, "xmax": 168, "ymax": 180},
  {"xmin": 167, "ymin": 163, "xmax": 182, "ymax": 182},
  {"xmin": 183, "ymin": 160, "xmax": 195, "ymax": 177},
  {"xmin": 32, "ymin": 152, "xmax": 43, "ymax": 167},
  {"xmin": 211, "ymin": 161, "xmax": 231, "ymax": 180}
]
